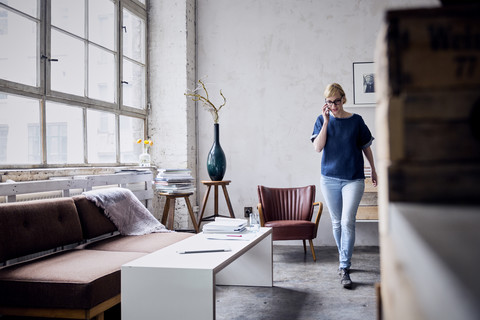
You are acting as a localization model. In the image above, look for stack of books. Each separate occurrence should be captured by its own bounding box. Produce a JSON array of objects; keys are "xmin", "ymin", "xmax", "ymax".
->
[
  {"xmin": 202, "ymin": 217, "xmax": 248, "ymax": 233},
  {"xmin": 154, "ymin": 168, "xmax": 195, "ymax": 194}
]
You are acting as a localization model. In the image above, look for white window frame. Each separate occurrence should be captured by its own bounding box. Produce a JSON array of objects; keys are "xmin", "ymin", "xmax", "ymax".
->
[{"xmin": 0, "ymin": 0, "xmax": 148, "ymax": 168}]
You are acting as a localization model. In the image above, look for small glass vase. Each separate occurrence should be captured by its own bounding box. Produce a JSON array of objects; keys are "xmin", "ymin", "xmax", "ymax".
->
[{"xmin": 139, "ymin": 152, "xmax": 151, "ymax": 167}]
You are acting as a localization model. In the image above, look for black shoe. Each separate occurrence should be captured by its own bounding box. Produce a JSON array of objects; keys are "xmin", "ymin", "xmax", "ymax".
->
[
  {"xmin": 338, "ymin": 267, "xmax": 350, "ymax": 275},
  {"xmin": 340, "ymin": 268, "xmax": 353, "ymax": 289},
  {"xmin": 338, "ymin": 268, "xmax": 350, "ymax": 278}
]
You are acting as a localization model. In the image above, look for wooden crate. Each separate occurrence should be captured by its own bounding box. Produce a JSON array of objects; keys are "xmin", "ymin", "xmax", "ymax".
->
[{"xmin": 377, "ymin": 5, "xmax": 480, "ymax": 204}]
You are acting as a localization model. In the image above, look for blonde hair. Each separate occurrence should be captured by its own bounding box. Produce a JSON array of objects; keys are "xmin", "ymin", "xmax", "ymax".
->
[{"xmin": 324, "ymin": 83, "xmax": 347, "ymax": 104}]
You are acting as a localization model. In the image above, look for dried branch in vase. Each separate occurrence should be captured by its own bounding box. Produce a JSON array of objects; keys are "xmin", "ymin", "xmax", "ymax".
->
[{"xmin": 185, "ymin": 79, "xmax": 226, "ymax": 123}]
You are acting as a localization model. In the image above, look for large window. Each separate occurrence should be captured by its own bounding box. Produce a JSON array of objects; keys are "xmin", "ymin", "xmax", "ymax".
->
[{"xmin": 0, "ymin": 0, "xmax": 148, "ymax": 167}]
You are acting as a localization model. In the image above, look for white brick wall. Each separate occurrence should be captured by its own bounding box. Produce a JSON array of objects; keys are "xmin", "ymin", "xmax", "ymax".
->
[{"xmin": 148, "ymin": 0, "xmax": 197, "ymax": 230}]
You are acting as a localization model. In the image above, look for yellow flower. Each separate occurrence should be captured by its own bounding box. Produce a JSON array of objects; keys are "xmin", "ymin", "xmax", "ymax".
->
[
  {"xmin": 143, "ymin": 140, "xmax": 153, "ymax": 146},
  {"xmin": 136, "ymin": 139, "xmax": 153, "ymax": 151}
]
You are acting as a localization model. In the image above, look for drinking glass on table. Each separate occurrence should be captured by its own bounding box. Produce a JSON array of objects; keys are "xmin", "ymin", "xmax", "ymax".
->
[{"xmin": 249, "ymin": 212, "xmax": 260, "ymax": 232}]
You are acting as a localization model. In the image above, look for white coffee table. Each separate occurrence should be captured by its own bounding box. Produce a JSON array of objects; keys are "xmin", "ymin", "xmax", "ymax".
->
[{"xmin": 121, "ymin": 227, "xmax": 273, "ymax": 320}]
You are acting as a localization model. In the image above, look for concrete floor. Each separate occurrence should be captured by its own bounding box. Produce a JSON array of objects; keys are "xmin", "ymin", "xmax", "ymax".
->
[
  {"xmin": 0, "ymin": 245, "xmax": 380, "ymax": 320},
  {"xmin": 215, "ymin": 245, "xmax": 380, "ymax": 320}
]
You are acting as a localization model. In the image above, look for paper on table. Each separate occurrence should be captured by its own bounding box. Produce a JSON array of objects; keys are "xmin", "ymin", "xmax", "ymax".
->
[
  {"xmin": 202, "ymin": 217, "xmax": 248, "ymax": 233},
  {"xmin": 205, "ymin": 233, "xmax": 256, "ymax": 241}
]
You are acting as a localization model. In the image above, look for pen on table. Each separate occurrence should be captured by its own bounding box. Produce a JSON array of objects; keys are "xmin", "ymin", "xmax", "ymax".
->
[
  {"xmin": 177, "ymin": 249, "xmax": 229, "ymax": 254},
  {"xmin": 226, "ymin": 234, "xmax": 242, "ymax": 237}
]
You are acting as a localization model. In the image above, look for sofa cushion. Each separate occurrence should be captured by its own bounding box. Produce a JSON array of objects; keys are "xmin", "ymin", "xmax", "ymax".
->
[
  {"xmin": 0, "ymin": 249, "xmax": 145, "ymax": 309},
  {"xmin": 0, "ymin": 198, "xmax": 83, "ymax": 262},
  {"xmin": 82, "ymin": 232, "xmax": 194, "ymax": 253},
  {"xmin": 73, "ymin": 195, "xmax": 117, "ymax": 239}
]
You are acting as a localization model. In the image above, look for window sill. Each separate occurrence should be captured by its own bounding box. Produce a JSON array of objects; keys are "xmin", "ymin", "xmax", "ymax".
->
[{"xmin": 0, "ymin": 166, "xmax": 156, "ymax": 183}]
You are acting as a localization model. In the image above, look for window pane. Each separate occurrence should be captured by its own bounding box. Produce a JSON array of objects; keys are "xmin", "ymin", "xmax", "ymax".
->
[
  {"xmin": 1, "ymin": 0, "xmax": 38, "ymax": 18},
  {"xmin": 87, "ymin": 109, "xmax": 116, "ymax": 163},
  {"xmin": 122, "ymin": 8, "xmax": 145, "ymax": 63},
  {"xmin": 0, "ymin": 93, "xmax": 40, "ymax": 164},
  {"xmin": 0, "ymin": 7, "xmax": 38, "ymax": 86},
  {"xmin": 88, "ymin": 44, "xmax": 115, "ymax": 103},
  {"xmin": 120, "ymin": 115, "xmax": 144, "ymax": 163},
  {"xmin": 122, "ymin": 59, "xmax": 145, "ymax": 109},
  {"xmin": 88, "ymin": 0, "xmax": 115, "ymax": 50},
  {"xmin": 46, "ymin": 102, "xmax": 84, "ymax": 164},
  {"xmin": 51, "ymin": 0, "xmax": 85, "ymax": 38},
  {"xmin": 51, "ymin": 29, "xmax": 85, "ymax": 96}
]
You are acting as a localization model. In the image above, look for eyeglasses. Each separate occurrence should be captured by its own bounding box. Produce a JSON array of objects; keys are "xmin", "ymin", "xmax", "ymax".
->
[{"xmin": 325, "ymin": 97, "xmax": 343, "ymax": 106}]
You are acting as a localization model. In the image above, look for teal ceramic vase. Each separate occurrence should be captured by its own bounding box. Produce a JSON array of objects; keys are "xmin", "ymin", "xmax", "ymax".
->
[{"xmin": 207, "ymin": 123, "xmax": 226, "ymax": 181}]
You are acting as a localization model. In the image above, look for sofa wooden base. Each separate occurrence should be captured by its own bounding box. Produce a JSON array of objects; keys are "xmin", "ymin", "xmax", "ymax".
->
[{"xmin": 0, "ymin": 294, "xmax": 120, "ymax": 320}]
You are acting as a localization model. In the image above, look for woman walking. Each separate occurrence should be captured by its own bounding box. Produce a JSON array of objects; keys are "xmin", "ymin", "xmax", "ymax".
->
[{"xmin": 311, "ymin": 83, "xmax": 377, "ymax": 289}]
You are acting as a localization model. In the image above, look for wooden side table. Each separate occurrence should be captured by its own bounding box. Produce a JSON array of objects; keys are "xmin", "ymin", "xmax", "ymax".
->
[
  {"xmin": 198, "ymin": 180, "xmax": 235, "ymax": 225},
  {"xmin": 159, "ymin": 192, "xmax": 199, "ymax": 233}
]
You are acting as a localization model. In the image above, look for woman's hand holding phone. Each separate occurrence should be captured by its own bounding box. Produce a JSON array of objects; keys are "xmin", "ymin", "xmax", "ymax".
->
[{"xmin": 322, "ymin": 104, "xmax": 330, "ymax": 122}]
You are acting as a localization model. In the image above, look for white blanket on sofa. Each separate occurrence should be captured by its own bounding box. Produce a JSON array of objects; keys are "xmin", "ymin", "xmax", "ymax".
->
[{"xmin": 83, "ymin": 187, "xmax": 171, "ymax": 235}]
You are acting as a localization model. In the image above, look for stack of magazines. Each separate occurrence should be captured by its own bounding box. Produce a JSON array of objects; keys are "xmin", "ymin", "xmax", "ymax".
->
[
  {"xmin": 202, "ymin": 217, "xmax": 247, "ymax": 233},
  {"xmin": 154, "ymin": 168, "xmax": 195, "ymax": 194}
]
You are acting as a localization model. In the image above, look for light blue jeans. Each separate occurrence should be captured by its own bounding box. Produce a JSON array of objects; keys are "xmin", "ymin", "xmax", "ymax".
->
[{"xmin": 320, "ymin": 175, "xmax": 365, "ymax": 270}]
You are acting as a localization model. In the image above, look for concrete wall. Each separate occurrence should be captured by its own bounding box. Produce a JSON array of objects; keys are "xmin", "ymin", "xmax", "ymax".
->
[
  {"xmin": 148, "ymin": 0, "xmax": 197, "ymax": 229},
  {"xmin": 193, "ymin": 0, "xmax": 439, "ymax": 246}
]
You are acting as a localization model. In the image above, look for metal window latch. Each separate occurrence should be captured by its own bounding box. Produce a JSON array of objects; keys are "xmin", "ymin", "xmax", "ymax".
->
[
  {"xmin": 121, "ymin": 81, "xmax": 129, "ymax": 84},
  {"xmin": 41, "ymin": 55, "xmax": 58, "ymax": 62}
]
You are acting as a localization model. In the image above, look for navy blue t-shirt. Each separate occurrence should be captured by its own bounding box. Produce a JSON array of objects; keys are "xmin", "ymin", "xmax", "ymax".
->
[{"xmin": 311, "ymin": 113, "xmax": 373, "ymax": 180}]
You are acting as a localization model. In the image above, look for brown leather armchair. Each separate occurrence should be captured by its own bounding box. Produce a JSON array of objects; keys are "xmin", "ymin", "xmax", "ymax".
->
[{"xmin": 257, "ymin": 185, "xmax": 323, "ymax": 261}]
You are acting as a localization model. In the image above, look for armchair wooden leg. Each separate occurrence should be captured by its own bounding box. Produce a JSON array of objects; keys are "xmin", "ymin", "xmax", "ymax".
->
[
  {"xmin": 302, "ymin": 240, "xmax": 307, "ymax": 254},
  {"xmin": 309, "ymin": 239, "xmax": 317, "ymax": 262},
  {"xmin": 94, "ymin": 312, "xmax": 105, "ymax": 320}
]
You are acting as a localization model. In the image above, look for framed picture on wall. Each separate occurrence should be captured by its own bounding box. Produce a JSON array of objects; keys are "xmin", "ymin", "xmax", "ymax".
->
[{"xmin": 353, "ymin": 62, "xmax": 375, "ymax": 105}]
